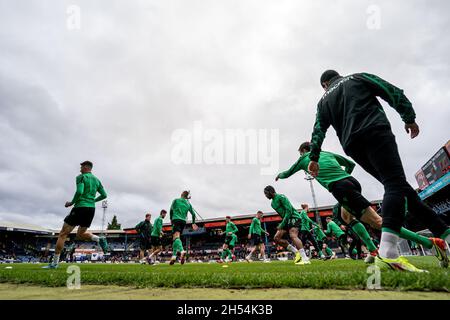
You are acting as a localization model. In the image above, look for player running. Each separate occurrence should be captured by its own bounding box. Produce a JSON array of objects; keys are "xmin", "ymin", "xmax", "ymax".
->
[
  {"xmin": 299, "ymin": 204, "xmax": 325, "ymax": 259},
  {"xmin": 313, "ymin": 224, "xmax": 328, "ymax": 257},
  {"xmin": 43, "ymin": 161, "xmax": 108, "ymax": 269},
  {"xmin": 277, "ymin": 141, "xmax": 448, "ymax": 267},
  {"xmin": 308, "ymin": 70, "xmax": 450, "ymax": 272},
  {"xmin": 135, "ymin": 213, "xmax": 153, "ymax": 264},
  {"xmin": 245, "ymin": 211, "xmax": 270, "ymax": 262},
  {"xmin": 169, "ymin": 191, "xmax": 198, "ymax": 265},
  {"xmin": 264, "ymin": 186, "xmax": 310, "ymax": 265},
  {"xmin": 219, "ymin": 216, "xmax": 239, "ymax": 263},
  {"xmin": 148, "ymin": 210, "xmax": 167, "ymax": 264},
  {"xmin": 325, "ymin": 217, "xmax": 350, "ymax": 258}
]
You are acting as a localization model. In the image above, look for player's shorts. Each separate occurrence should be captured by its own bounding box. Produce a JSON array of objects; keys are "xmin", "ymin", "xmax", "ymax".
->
[
  {"xmin": 251, "ymin": 234, "xmax": 262, "ymax": 246},
  {"xmin": 224, "ymin": 235, "xmax": 232, "ymax": 245},
  {"xmin": 172, "ymin": 219, "xmax": 186, "ymax": 234},
  {"xmin": 139, "ymin": 236, "xmax": 152, "ymax": 250},
  {"xmin": 64, "ymin": 207, "xmax": 95, "ymax": 228},
  {"xmin": 329, "ymin": 177, "xmax": 371, "ymax": 219},
  {"xmin": 151, "ymin": 236, "xmax": 161, "ymax": 247},
  {"xmin": 282, "ymin": 217, "xmax": 302, "ymax": 231}
]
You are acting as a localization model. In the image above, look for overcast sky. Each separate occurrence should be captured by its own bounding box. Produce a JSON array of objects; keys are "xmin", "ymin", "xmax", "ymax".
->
[{"xmin": 0, "ymin": 0, "xmax": 449, "ymax": 230}]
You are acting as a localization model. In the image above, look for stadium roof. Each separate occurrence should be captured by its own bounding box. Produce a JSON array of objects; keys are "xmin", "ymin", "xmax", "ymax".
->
[
  {"xmin": 1, "ymin": 200, "xmax": 383, "ymax": 236},
  {"xmin": 0, "ymin": 221, "xmax": 54, "ymax": 235}
]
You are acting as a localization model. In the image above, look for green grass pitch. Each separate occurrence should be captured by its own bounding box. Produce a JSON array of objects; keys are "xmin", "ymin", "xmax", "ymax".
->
[{"xmin": 0, "ymin": 256, "xmax": 448, "ymax": 293}]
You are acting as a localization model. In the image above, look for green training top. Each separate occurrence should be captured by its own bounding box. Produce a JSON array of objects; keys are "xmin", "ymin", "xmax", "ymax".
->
[
  {"xmin": 71, "ymin": 172, "xmax": 107, "ymax": 208},
  {"xmin": 299, "ymin": 210, "xmax": 317, "ymax": 231},
  {"xmin": 170, "ymin": 198, "xmax": 196, "ymax": 223},
  {"xmin": 225, "ymin": 221, "xmax": 238, "ymax": 235},
  {"xmin": 135, "ymin": 220, "xmax": 152, "ymax": 237},
  {"xmin": 325, "ymin": 220, "xmax": 345, "ymax": 238},
  {"xmin": 313, "ymin": 225, "xmax": 327, "ymax": 242},
  {"xmin": 249, "ymin": 217, "xmax": 263, "ymax": 235},
  {"xmin": 271, "ymin": 193, "xmax": 302, "ymax": 229},
  {"xmin": 309, "ymin": 73, "xmax": 416, "ymax": 162},
  {"xmin": 151, "ymin": 216, "xmax": 164, "ymax": 237},
  {"xmin": 278, "ymin": 151, "xmax": 355, "ymax": 191}
]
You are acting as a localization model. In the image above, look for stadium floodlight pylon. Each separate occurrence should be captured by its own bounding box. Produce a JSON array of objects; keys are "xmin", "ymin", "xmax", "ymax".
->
[
  {"xmin": 101, "ymin": 200, "xmax": 108, "ymax": 236},
  {"xmin": 305, "ymin": 172, "xmax": 322, "ymax": 228}
]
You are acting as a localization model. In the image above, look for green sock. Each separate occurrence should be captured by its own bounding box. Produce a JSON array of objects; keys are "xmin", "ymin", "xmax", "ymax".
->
[
  {"xmin": 440, "ymin": 228, "xmax": 450, "ymax": 240},
  {"xmin": 350, "ymin": 221, "xmax": 377, "ymax": 252},
  {"xmin": 399, "ymin": 227, "xmax": 432, "ymax": 249},
  {"xmin": 227, "ymin": 249, "xmax": 233, "ymax": 259},
  {"xmin": 172, "ymin": 238, "xmax": 183, "ymax": 257}
]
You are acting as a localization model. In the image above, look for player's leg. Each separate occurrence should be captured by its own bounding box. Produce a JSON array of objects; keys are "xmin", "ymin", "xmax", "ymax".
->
[
  {"xmin": 75, "ymin": 208, "xmax": 108, "ymax": 253},
  {"xmin": 260, "ymin": 243, "xmax": 268, "ymax": 261},
  {"xmin": 306, "ymin": 231, "xmax": 323, "ymax": 258},
  {"xmin": 340, "ymin": 208, "xmax": 379, "ymax": 262},
  {"xmin": 227, "ymin": 245, "xmax": 234, "ymax": 261},
  {"xmin": 170, "ymin": 231, "xmax": 182, "ymax": 265},
  {"xmin": 273, "ymin": 229, "xmax": 291, "ymax": 252},
  {"xmin": 317, "ymin": 240, "xmax": 324, "ymax": 259},
  {"xmin": 246, "ymin": 235, "xmax": 259, "ymax": 262},
  {"xmin": 347, "ymin": 132, "xmax": 426, "ymax": 272},
  {"xmin": 358, "ymin": 201, "xmax": 448, "ymax": 267},
  {"xmin": 171, "ymin": 220, "xmax": 187, "ymax": 265},
  {"xmin": 331, "ymin": 179, "xmax": 379, "ymax": 260},
  {"xmin": 220, "ymin": 243, "xmax": 229, "ymax": 262},
  {"xmin": 245, "ymin": 245, "xmax": 256, "ymax": 262},
  {"xmin": 337, "ymin": 234, "xmax": 349, "ymax": 258},
  {"xmin": 334, "ymin": 176, "xmax": 427, "ymax": 263},
  {"xmin": 289, "ymin": 227, "xmax": 310, "ymax": 265},
  {"xmin": 150, "ymin": 244, "xmax": 162, "ymax": 264},
  {"xmin": 403, "ymin": 187, "xmax": 449, "ymax": 267},
  {"xmin": 44, "ymin": 222, "xmax": 75, "ymax": 268},
  {"xmin": 76, "ymin": 227, "xmax": 107, "ymax": 255}
]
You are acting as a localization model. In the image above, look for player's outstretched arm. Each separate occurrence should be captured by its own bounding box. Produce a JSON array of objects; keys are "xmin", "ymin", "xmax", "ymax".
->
[
  {"xmin": 95, "ymin": 183, "xmax": 107, "ymax": 202},
  {"xmin": 277, "ymin": 158, "xmax": 303, "ymax": 181},
  {"xmin": 359, "ymin": 73, "xmax": 418, "ymax": 138},
  {"xmin": 310, "ymin": 103, "xmax": 331, "ymax": 164}
]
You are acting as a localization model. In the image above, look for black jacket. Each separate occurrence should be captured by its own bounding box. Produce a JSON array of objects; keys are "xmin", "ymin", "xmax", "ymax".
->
[{"xmin": 309, "ymin": 73, "xmax": 416, "ymax": 162}]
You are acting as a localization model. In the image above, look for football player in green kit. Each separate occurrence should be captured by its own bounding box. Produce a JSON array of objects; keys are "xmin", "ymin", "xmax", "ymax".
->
[
  {"xmin": 148, "ymin": 209, "xmax": 167, "ymax": 264},
  {"xmin": 298, "ymin": 204, "xmax": 325, "ymax": 259},
  {"xmin": 219, "ymin": 216, "xmax": 239, "ymax": 263},
  {"xmin": 276, "ymin": 141, "xmax": 448, "ymax": 267},
  {"xmin": 264, "ymin": 186, "xmax": 310, "ymax": 265},
  {"xmin": 43, "ymin": 161, "xmax": 108, "ymax": 269},
  {"xmin": 169, "ymin": 191, "xmax": 198, "ymax": 265},
  {"xmin": 245, "ymin": 211, "xmax": 270, "ymax": 262}
]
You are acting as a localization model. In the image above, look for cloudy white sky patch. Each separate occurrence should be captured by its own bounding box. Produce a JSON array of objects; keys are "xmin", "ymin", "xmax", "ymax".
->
[{"xmin": 0, "ymin": 0, "xmax": 449, "ymax": 229}]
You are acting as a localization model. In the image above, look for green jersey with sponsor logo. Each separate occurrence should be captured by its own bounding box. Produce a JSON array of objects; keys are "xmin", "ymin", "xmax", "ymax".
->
[
  {"xmin": 278, "ymin": 151, "xmax": 355, "ymax": 191},
  {"xmin": 271, "ymin": 194, "xmax": 302, "ymax": 230},
  {"xmin": 151, "ymin": 216, "xmax": 164, "ymax": 237},
  {"xmin": 249, "ymin": 217, "xmax": 263, "ymax": 235},
  {"xmin": 225, "ymin": 221, "xmax": 238, "ymax": 235},
  {"xmin": 170, "ymin": 198, "xmax": 196, "ymax": 223},
  {"xmin": 71, "ymin": 173, "xmax": 107, "ymax": 208}
]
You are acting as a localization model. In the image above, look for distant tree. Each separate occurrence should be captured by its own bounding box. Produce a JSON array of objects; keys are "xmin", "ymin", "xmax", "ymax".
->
[{"xmin": 107, "ymin": 215, "xmax": 121, "ymax": 230}]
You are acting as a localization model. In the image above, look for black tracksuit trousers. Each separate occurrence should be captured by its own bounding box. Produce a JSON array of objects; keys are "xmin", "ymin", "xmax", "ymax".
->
[{"xmin": 346, "ymin": 128, "xmax": 448, "ymax": 236}]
